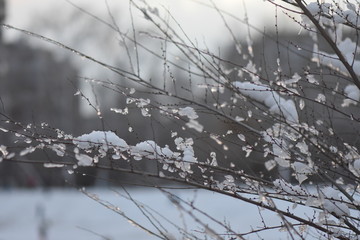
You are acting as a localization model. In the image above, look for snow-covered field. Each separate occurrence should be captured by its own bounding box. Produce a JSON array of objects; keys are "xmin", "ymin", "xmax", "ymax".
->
[{"xmin": 0, "ymin": 187, "xmax": 318, "ymax": 240}]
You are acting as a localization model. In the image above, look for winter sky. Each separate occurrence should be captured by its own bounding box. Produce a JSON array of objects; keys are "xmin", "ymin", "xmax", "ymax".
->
[{"xmin": 4, "ymin": 0, "xmax": 298, "ymax": 45}]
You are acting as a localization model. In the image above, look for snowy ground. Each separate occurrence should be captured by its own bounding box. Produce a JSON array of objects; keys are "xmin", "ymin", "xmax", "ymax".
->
[{"xmin": 0, "ymin": 187, "xmax": 318, "ymax": 240}]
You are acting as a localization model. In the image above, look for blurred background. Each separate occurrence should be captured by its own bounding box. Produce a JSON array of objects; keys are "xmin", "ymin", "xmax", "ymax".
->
[
  {"xmin": 2, "ymin": 0, "xmax": 352, "ymax": 189},
  {"xmin": 1, "ymin": 0, "xmax": 296, "ymax": 188},
  {"xmin": 2, "ymin": 1, "xmax": 360, "ymax": 240}
]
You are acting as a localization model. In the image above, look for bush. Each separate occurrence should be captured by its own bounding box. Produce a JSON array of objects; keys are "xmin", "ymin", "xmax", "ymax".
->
[{"xmin": 1, "ymin": 0, "xmax": 360, "ymax": 239}]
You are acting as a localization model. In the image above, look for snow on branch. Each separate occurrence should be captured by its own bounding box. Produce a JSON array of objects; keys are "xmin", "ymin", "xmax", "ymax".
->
[
  {"xmin": 233, "ymin": 81, "xmax": 299, "ymax": 123},
  {"xmin": 72, "ymin": 131, "xmax": 196, "ymax": 175}
]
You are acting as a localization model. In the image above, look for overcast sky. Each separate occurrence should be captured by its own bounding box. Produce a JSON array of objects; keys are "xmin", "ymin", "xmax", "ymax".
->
[{"xmin": 4, "ymin": 0, "xmax": 298, "ymax": 44}]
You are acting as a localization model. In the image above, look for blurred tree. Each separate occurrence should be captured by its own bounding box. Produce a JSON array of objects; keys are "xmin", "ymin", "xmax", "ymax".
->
[{"xmin": 0, "ymin": 30, "xmax": 80, "ymax": 187}]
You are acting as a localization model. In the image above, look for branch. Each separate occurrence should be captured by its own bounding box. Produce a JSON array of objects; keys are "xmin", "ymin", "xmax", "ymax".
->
[{"xmin": 294, "ymin": 0, "xmax": 360, "ymax": 90}]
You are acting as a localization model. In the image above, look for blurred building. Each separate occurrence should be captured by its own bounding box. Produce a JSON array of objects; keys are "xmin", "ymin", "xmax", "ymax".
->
[{"xmin": 0, "ymin": 0, "xmax": 81, "ymax": 187}]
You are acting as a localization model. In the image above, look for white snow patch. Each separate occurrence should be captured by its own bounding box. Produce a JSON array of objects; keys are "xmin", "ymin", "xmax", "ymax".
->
[
  {"xmin": 306, "ymin": 2, "xmax": 331, "ymax": 16},
  {"xmin": 131, "ymin": 140, "xmax": 162, "ymax": 161},
  {"xmin": 342, "ymin": 84, "xmax": 360, "ymax": 107},
  {"xmin": 237, "ymin": 134, "xmax": 246, "ymax": 142},
  {"xmin": 272, "ymin": 142, "xmax": 290, "ymax": 168},
  {"xmin": 19, "ymin": 147, "xmax": 36, "ymax": 156},
  {"xmin": 73, "ymin": 131, "xmax": 129, "ymax": 152},
  {"xmin": 178, "ymin": 106, "xmax": 199, "ymax": 119},
  {"xmin": 75, "ymin": 153, "xmax": 93, "ymax": 166},
  {"xmin": 313, "ymin": 38, "xmax": 360, "ymax": 77},
  {"xmin": 185, "ymin": 119, "xmax": 203, "ymax": 133},
  {"xmin": 233, "ymin": 81, "xmax": 299, "ymax": 123},
  {"xmin": 130, "ymin": 141, "xmax": 179, "ymax": 161},
  {"xmin": 43, "ymin": 163, "xmax": 65, "ymax": 168},
  {"xmin": 292, "ymin": 162, "xmax": 313, "ymax": 184},
  {"xmin": 48, "ymin": 144, "xmax": 66, "ymax": 157},
  {"xmin": 0, "ymin": 188, "xmax": 324, "ymax": 240}
]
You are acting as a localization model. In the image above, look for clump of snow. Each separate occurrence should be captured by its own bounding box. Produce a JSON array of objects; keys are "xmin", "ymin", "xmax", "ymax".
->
[
  {"xmin": 242, "ymin": 61, "xmax": 259, "ymax": 83},
  {"xmin": 264, "ymin": 159, "xmax": 276, "ymax": 171},
  {"xmin": 313, "ymin": 38, "xmax": 360, "ymax": 77},
  {"xmin": 272, "ymin": 141, "xmax": 291, "ymax": 167},
  {"xmin": 136, "ymin": 98, "xmax": 150, "ymax": 107},
  {"xmin": 127, "ymin": 137, "xmax": 196, "ymax": 175},
  {"xmin": 217, "ymin": 175, "xmax": 236, "ymax": 191},
  {"xmin": 178, "ymin": 106, "xmax": 198, "ymax": 119},
  {"xmin": 178, "ymin": 107, "xmax": 203, "ymax": 132},
  {"xmin": 233, "ymin": 81, "xmax": 299, "ymax": 123},
  {"xmin": 342, "ymin": 84, "xmax": 360, "ymax": 107},
  {"xmin": 262, "ymin": 123, "xmax": 315, "ymax": 183},
  {"xmin": 127, "ymin": 98, "xmax": 151, "ymax": 117},
  {"xmin": 296, "ymin": 141, "xmax": 309, "ymax": 154},
  {"xmin": 73, "ymin": 131, "xmax": 195, "ymax": 174},
  {"xmin": 130, "ymin": 140, "xmax": 178, "ymax": 161},
  {"xmin": 19, "ymin": 147, "xmax": 36, "ymax": 156},
  {"xmin": 131, "ymin": 140, "xmax": 161, "ymax": 160},
  {"xmin": 292, "ymin": 162, "xmax": 313, "ymax": 184},
  {"xmin": 76, "ymin": 153, "xmax": 93, "ymax": 166},
  {"xmin": 237, "ymin": 134, "xmax": 246, "ymax": 142},
  {"xmin": 333, "ymin": 7, "xmax": 360, "ymax": 26},
  {"xmin": 306, "ymin": 2, "xmax": 360, "ymax": 27},
  {"xmin": 306, "ymin": 2, "xmax": 331, "ymax": 16},
  {"xmin": 48, "ymin": 144, "xmax": 66, "ymax": 157},
  {"xmin": 73, "ymin": 131, "xmax": 129, "ymax": 152},
  {"xmin": 315, "ymin": 93, "xmax": 326, "ymax": 103},
  {"xmin": 43, "ymin": 163, "xmax": 65, "ymax": 168},
  {"xmin": 185, "ymin": 119, "xmax": 203, "ymax": 133},
  {"xmin": 0, "ymin": 145, "xmax": 8, "ymax": 162},
  {"xmin": 110, "ymin": 107, "xmax": 129, "ymax": 115},
  {"xmin": 174, "ymin": 137, "xmax": 197, "ymax": 163},
  {"xmin": 235, "ymin": 116, "xmax": 244, "ymax": 122},
  {"xmin": 263, "ymin": 126, "xmax": 294, "ymax": 169},
  {"xmin": 73, "ymin": 147, "xmax": 93, "ymax": 166}
]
